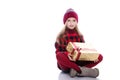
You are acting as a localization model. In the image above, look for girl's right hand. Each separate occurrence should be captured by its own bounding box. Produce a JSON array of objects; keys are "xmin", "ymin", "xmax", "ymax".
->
[{"xmin": 68, "ymin": 54, "xmax": 74, "ymax": 61}]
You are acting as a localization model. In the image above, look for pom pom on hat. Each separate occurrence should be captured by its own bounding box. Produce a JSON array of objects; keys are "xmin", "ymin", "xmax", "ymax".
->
[{"xmin": 63, "ymin": 8, "xmax": 78, "ymax": 24}]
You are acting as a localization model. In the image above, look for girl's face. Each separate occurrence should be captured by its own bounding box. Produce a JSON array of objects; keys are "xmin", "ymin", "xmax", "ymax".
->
[{"xmin": 66, "ymin": 17, "xmax": 77, "ymax": 30}]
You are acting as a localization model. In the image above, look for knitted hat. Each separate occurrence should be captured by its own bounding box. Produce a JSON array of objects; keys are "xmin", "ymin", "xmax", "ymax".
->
[{"xmin": 63, "ymin": 8, "xmax": 78, "ymax": 24}]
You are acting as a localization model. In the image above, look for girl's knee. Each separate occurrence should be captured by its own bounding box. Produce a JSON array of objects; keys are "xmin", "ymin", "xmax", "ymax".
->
[{"xmin": 98, "ymin": 54, "xmax": 103, "ymax": 62}]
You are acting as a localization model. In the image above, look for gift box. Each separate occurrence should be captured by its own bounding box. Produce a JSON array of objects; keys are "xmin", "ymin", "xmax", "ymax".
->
[{"xmin": 66, "ymin": 42, "xmax": 99, "ymax": 61}]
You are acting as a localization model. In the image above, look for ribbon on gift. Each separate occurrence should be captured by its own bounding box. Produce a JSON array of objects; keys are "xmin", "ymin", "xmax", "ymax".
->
[
  {"xmin": 70, "ymin": 42, "xmax": 82, "ymax": 61},
  {"xmin": 75, "ymin": 48, "xmax": 81, "ymax": 61}
]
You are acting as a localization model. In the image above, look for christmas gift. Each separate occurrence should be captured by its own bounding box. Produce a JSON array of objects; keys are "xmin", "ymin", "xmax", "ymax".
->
[{"xmin": 66, "ymin": 42, "xmax": 99, "ymax": 61}]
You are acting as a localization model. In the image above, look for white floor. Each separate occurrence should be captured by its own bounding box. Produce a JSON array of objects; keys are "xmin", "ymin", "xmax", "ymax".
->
[{"xmin": 58, "ymin": 72, "xmax": 100, "ymax": 80}]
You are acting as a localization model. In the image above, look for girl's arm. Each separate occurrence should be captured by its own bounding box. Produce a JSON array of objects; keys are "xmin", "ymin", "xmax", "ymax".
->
[
  {"xmin": 80, "ymin": 35, "xmax": 85, "ymax": 43},
  {"xmin": 55, "ymin": 42, "xmax": 69, "ymax": 55},
  {"xmin": 55, "ymin": 42, "xmax": 59, "ymax": 53}
]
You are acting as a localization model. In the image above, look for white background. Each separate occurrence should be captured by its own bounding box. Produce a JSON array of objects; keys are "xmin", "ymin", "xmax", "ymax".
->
[{"xmin": 0, "ymin": 0, "xmax": 120, "ymax": 80}]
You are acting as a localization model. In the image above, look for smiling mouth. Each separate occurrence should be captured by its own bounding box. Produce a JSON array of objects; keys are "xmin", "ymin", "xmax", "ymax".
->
[
  {"xmin": 70, "ymin": 25, "xmax": 74, "ymax": 27},
  {"xmin": 70, "ymin": 26, "xmax": 74, "ymax": 28}
]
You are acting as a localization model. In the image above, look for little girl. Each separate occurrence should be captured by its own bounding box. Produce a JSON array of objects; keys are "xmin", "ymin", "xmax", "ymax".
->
[{"xmin": 55, "ymin": 8, "xmax": 103, "ymax": 78}]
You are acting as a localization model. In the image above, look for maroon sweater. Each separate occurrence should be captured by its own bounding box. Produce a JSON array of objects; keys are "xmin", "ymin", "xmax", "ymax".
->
[{"xmin": 55, "ymin": 28, "xmax": 85, "ymax": 54}]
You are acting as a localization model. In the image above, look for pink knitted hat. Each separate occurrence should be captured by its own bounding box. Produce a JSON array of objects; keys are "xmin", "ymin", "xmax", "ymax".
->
[{"xmin": 63, "ymin": 8, "xmax": 78, "ymax": 24}]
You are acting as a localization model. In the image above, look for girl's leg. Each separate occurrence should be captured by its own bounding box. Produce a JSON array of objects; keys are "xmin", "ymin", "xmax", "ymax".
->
[
  {"xmin": 56, "ymin": 52, "xmax": 81, "ymax": 73},
  {"xmin": 70, "ymin": 54, "xmax": 103, "ymax": 77},
  {"xmin": 85, "ymin": 54, "xmax": 103, "ymax": 68}
]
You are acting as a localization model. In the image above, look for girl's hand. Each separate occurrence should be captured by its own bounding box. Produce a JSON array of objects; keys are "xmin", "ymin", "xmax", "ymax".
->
[{"xmin": 68, "ymin": 54, "xmax": 75, "ymax": 61}]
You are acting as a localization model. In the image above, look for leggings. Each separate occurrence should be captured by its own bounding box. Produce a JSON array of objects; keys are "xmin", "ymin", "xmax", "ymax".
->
[{"xmin": 56, "ymin": 52, "xmax": 103, "ymax": 73}]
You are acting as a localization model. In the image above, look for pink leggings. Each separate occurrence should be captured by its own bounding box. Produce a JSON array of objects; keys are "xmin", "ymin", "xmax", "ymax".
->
[{"xmin": 56, "ymin": 52, "xmax": 103, "ymax": 73}]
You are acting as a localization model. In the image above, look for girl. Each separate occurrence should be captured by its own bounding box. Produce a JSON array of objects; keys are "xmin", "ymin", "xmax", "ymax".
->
[{"xmin": 55, "ymin": 8, "xmax": 103, "ymax": 78}]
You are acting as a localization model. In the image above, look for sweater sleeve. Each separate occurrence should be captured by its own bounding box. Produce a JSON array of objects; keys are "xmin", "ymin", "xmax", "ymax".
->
[
  {"xmin": 80, "ymin": 35, "xmax": 85, "ymax": 43},
  {"xmin": 55, "ymin": 42, "xmax": 59, "ymax": 53},
  {"xmin": 54, "ymin": 42, "xmax": 69, "ymax": 55}
]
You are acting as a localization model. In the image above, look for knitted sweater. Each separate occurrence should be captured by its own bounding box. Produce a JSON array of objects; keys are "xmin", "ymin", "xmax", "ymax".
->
[{"xmin": 55, "ymin": 28, "xmax": 85, "ymax": 54}]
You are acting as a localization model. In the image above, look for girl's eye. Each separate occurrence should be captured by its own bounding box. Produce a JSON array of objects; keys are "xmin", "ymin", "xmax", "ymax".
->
[
  {"xmin": 67, "ymin": 20, "xmax": 70, "ymax": 22},
  {"xmin": 73, "ymin": 20, "xmax": 76, "ymax": 22}
]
